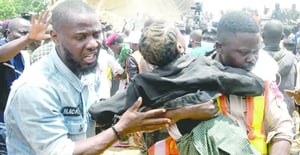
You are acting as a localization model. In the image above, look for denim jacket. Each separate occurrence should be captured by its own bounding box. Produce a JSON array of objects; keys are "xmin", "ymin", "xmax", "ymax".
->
[{"xmin": 4, "ymin": 49, "xmax": 101, "ymax": 155}]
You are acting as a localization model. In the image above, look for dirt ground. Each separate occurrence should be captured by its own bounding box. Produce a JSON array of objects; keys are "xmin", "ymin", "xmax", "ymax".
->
[
  {"xmin": 101, "ymin": 137, "xmax": 143, "ymax": 155},
  {"xmin": 102, "ymin": 146, "xmax": 142, "ymax": 155}
]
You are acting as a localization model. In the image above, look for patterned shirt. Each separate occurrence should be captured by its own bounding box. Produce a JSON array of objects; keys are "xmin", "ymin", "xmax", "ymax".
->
[{"xmin": 30, "ymin": 41, "xmax": 55, "ymax": 64}]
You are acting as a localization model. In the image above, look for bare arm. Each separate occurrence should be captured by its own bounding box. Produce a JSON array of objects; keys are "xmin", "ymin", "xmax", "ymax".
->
[
  {"xmin": 269, "ymin": 140, "xmax": 291, "ymax": 155},
  {"xmin": 0, "ymin": 11, "xmax": 51, "ymax": 62},
  {"xmin": 73, "ymin": 97, "xmax": 170, "ymax": 155},
  {"xmin": 164, "ymin": 100, "xmax": 220, "ymax": 124}
]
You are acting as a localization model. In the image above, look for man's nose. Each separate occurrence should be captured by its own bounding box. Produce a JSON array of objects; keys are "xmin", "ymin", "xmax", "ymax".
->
[
  {"xmin": 87, "ymin": 38, "xmax": 101, "ymax": 49},
  {"xmin": 246, "ymin": 55, "xmax": 257, "ymax": 62}
]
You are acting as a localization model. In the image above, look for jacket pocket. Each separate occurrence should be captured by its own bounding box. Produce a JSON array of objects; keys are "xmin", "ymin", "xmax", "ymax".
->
[{"xmin": 64, "ymin": 116, "xmax": 86, "ymax": 141}]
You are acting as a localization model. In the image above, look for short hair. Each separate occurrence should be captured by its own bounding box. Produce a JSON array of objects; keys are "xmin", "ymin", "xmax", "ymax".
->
[
  {"xmin": 283, "ymin": 25, "xmax": 292, "ymax": 37},
  {"xmin": 262, "ymin": 20, "xmax": 283, "ymax": 43},
  {"xmin": 139, "ymin": 22, "xmax": 179, "ymax": 67},
  {"xmin": 217, "ymin": 11, "xmax": 260, "ymax": 44},
  {"xmin": 8, "ymin": 18, "xmax": 30, "ymax": 31},
  {"xmin": 51, "ymin": 0, "xmax": 96, "ymax": 32}
]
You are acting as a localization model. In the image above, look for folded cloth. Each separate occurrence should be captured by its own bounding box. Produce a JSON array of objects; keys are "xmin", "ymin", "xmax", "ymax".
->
[{"xmin": 176, "ymin": 115, "xmax": 260, "ymax": 155}]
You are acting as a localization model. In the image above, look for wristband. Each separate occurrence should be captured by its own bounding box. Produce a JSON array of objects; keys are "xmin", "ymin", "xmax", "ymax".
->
[{"xmin": 111, "ymin": 126, "xmax": 122, "ymax": 140}]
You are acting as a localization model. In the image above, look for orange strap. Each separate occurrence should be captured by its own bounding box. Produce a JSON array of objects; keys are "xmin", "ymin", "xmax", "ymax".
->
[
  {"xmin": 218, "ymin": 95, "xmax": 228, "ymax": 115},
  {"xmin": 148, "ymin": 136, "xmax": 179, "ymax": 155}
]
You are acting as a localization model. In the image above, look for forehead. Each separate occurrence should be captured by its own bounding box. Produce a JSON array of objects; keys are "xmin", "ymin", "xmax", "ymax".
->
[
  {"xmin": 226, "ymin": 32, "xmax": 260, "ymax": 48},
  {"xmin": 10, "ymin": 20, "xmax": 30, "ymax": 31},
  {"xmin": 60, "ymin": 13, "xmax": 101, "ymax": 32}
]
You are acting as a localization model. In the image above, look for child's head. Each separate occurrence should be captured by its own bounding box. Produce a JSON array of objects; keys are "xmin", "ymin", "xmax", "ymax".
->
[{"xmin": 139, "ymin": 22, "xmax": 186, "ymax": 67}]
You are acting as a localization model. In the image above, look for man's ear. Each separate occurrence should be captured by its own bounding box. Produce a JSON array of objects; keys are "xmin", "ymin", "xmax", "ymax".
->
[
  {"xmin": 215, "ymin": 41, "xmax": 222, "ymax": 53},
  {"xmin": 176, "ymin": 43, "xmax": 185, "ymax": 54},
  {"xmin": 5, "ymin": 30, "xmax": 10, "ymax": 36},
  {"xmin": 50, "ymin": 30, "xmax": 59, "ymax": 44}
]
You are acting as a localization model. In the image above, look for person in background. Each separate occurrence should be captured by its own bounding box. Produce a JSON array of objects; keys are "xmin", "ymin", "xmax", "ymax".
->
[
  {"xmin": 272, "ymin": 3, "xmax": 286, "ymax": 23},
  {"xmin": 106, "ymin": 32, "xmax": 132, "ymax": 91},
  {"xmin": 125, "ymin": 30, "xmax": 153, "ymax": 83},
  {"xmin": 0, "ymin": 20, "xmax": 10, "ymax": 40},
  {"xmin": 261, "ymin": 20, "xmax": 298, "ymax": 116},
  {"xmin": 189, "ymin": 27, "xmax": 217, "ymax": 57},
  {"xmin": 283, "ymin": 38, "xmax": 296, "ymax": 53},
  {"xmin": 202, "ymin": 27, "xmax": 217, "ymax": 56},
  {"xmin": 4, "ymin": 1, "xmax": 170, "ymax": 154},
  {"xmin": 0, "ymin": 11, "xmax": 50, "ymax": 154},
  {"xmin": 187, "ymin": 29, "xmax": 204, "ymax": 56},
  {"xmin": 295, "ymin": 24, "xmax": 300, "ymax": 45}
]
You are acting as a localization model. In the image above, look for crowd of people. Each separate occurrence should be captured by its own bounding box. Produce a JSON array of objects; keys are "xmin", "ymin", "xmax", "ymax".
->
[{"xmin": 1, "ymin": 0, "xmax": 300, "ymax": 154}]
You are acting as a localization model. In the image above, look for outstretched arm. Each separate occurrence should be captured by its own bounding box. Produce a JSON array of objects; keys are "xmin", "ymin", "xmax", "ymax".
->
[
  {"xmin": 163, "ymin": 100, "xmax": 220, "ymax": 124},
  {"xmin": 269, "ymin": 140, "xmax": 291, "ymax": 155},
  {"xmin": 74, "ymin": 97, "xmax": 170, "ymax": 155},
  {"xmin": 0, "ymin": 11, "xmax": 51, "ymax": 62}
]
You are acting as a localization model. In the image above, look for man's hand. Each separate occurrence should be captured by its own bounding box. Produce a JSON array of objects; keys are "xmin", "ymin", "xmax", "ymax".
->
[
  {"xmin": 285, "ymin": 89, "xmax": 300, "ymax": 104},
  {"xmin": 163, "ymin": 100, "xmax": 220, "ymax": 124},
  {"xmin": 28, "ymin": 10, "xmax": 51, "ymax": 41},
  {"xmin": 114, "ymin": 97, "xmax": 171, "ymax": 137}
]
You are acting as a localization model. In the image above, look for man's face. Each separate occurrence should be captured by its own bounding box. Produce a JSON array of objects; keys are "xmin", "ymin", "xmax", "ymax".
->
[
  {"xmin": 130, "ymin": 43, "xmax": 139, "ymax": 51},
  {"xmin": 188, "ymin": 37, "xmax": 201, "ymax": 48},
  {"xmin": 53, "ymin": 13, "xmax": 102, "ymax": 74},
  {"xmin": 202, "ymin": 33, "xmax": 216, "ymax": 43},
  {"xmin": 217, "ymin": 33, "xmax": 261, "ymax": 71},
  {"xmin": 7, "ymin": 20, "xmax": 30, "ymax": 41},
  {"xmin": 109, "ymin": 43, "xmax": 121, "ymax": 55}
]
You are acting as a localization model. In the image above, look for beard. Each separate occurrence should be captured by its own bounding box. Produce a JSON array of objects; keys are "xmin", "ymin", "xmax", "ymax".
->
[{"xmin": 61, "ymin": 46, "xmax": 99, "ymax": 76}]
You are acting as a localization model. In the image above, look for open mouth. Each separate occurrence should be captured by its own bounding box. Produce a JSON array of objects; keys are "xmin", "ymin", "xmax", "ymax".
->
[{"xmin": 83, "ymin": 53, "xmax": 97, "ymax": 64}]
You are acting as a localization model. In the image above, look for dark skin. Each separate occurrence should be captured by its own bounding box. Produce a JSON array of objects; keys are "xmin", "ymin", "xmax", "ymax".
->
[
  {"xmin": 51, "ymin": 11, "xmax": 171, "ymax": 155},
  {"xmin": 163, "ymin": 100, "xmax": 219, "ymax": 124},
  {"xmin": 159, "ymin": 30, "xmax": 220, "ymax": 124},
  {"xmin": 215, "ymin": 32, "xmax": 291, "ymax": 155},
  {"xmin": 0, "ymin": 11, "xmax": 51, "ymax": 62}
]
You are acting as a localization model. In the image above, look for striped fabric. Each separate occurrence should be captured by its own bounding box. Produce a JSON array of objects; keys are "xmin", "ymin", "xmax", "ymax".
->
[{"xmin": 177, "ymin": 115, "xmax": 260, "ymax": 155}]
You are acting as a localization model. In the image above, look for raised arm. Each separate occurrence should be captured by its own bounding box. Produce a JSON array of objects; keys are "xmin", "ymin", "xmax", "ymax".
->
[{"xmin": 0, "ymin": 11, "xmax": 51, "ymax": 62}]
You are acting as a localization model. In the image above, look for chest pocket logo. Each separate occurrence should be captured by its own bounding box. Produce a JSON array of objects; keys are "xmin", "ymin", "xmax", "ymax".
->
[{"xmin": 61, "ymin": 107, "xmax": 81, "ymax": 116}]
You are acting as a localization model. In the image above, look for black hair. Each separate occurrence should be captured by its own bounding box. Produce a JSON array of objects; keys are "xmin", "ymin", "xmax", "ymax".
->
[
  {"xmin": 217, "ymin": 11, "xmax": 260, "ymax": 44},
  {"xmin": 7, "ymin": 18, "xmax": 29, "ymax": 31},
  {"xmin": 262, "ymin": 20, "xmax": 283, "ymax": 44},
  {"xmin": 139, "ymin": 22, "xmax": 178, "ymax": 67},
  {"xmin": 283, "ymin": 25, "xmax": 292, "ymax": 37},
  {"xmin": 52, "ymin": 0, "xmax": 96, "ymax": 32},
  {"xmin": 202, "ymin": 27, "xmax": 217, "ymax": 35}
]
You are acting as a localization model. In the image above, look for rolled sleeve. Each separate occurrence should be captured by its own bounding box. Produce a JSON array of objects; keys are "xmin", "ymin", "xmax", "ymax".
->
[{"xmin": 5, "ymin": 83, "xmax": 75, "ymax": 155}]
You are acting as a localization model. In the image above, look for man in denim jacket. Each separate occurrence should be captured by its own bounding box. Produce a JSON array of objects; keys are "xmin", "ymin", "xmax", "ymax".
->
[{"xmin": 4, "ymin": 1, "xmax": 170, "ymax": 155}]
